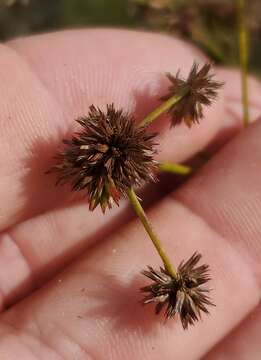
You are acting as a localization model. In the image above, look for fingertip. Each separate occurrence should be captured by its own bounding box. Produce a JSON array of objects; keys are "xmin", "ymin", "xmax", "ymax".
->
[{"xmin": 8, "ymin": 29, "xmax": 207, "ymax": 116}]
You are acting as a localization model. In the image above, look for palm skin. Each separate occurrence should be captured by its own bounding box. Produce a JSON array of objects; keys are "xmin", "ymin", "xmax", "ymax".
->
[{"xmin": 0, "ymin": 29, "xmax": 260, "ymax": 359}]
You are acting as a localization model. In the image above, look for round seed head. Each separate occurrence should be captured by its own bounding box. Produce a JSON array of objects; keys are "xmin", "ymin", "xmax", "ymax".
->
[
  {"xmin": 161, "ymin": 63, "xmax": 223, "ymax": 127},
  {"xmin": 49, "ymin": 104, "xmax": 158, "ymax": 212},
  {"xmin": 141, "ymin": 252, "xmax": 214, "ymax": 329}
]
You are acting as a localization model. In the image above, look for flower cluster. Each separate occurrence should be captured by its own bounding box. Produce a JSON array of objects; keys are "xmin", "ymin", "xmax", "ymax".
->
[
  {"xmin": 141, "ymin": 252, "xmax": 213, "ymax": 329},
  {"xmin": 161, "ymin": 63, "xmax": 222, "ymax": 127},
  {"xmin": 50, "ymin": 104, "xmax": 158, "ymax": 212}
]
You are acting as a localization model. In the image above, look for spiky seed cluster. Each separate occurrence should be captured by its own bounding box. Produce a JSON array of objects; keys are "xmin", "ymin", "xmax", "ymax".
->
[
  {"xmin": 50, "ymin": 104, "xmax": 158, "ymax": 212},
  {"xmin": 141, "ymin": 252, "xmax": 214, "ymax": 329},
  {"xmin": 161, "ymin": 63, "xmax": 222, "ymax": 127}
]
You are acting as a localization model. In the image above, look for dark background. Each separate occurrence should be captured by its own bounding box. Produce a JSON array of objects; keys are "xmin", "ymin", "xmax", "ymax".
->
[{"xmin": 0, "ymin": 0, "xmax": 260, "ymax": 75}]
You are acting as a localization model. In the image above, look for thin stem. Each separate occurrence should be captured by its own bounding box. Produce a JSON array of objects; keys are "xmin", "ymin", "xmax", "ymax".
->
[
  {"xmin": 158, "ymin": 162, "xmax": 192, "ymax": 176},
  {"xmin": 139, "ymin": 87, "xmax": 189, "ymax": 128},
  {"xmin": 238, "ymin": 0, "xmax": 250, "ymax": 127},
  {"xmin": 127, "ymin": 187, "xmax": 177, "ymax": 278}
]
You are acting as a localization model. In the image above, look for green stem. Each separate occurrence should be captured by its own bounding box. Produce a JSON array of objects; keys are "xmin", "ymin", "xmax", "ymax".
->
[
  {"xmin": 158, "ymin": 162, "xmax": 192, "ymax": 176},
  {"xmin": 139, "ymin": 87, "xmax": 189, "ymax": 128},
  {"xmin": 238, "ymin": 0, "xmax": 250, "ymax": 127},
  {"xmin": 127, "ymin": 187, "xmax": 177, "ymax": 278}
]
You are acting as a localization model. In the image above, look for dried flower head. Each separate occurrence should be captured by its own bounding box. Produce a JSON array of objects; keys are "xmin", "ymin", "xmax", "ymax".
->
[
  {"xmin": 141, "ymin": 252, "xmax": 214, "ymax": 329},
  {"xmin": 161, "ymin": 63, "xmax": 222, "ymax": 127},
  {"xmin": 49, "ymin": 104, "xmax": 158, "ymax": 212}
]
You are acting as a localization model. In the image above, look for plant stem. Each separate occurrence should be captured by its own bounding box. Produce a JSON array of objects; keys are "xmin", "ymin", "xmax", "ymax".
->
[
  {"xmin": 238, "ymin": 0, "xmax": 249, "ymax": 127},
  {"xmin": 158, "ymin": 162, "xmax": 192, "ymax": 176},
  {"xmin": 127, "ymin": 187, "xmax": 177, "ymax": 278},
  {"xmin": 139, "ymin": 87, "xmax": 189, "ymax": 128}
]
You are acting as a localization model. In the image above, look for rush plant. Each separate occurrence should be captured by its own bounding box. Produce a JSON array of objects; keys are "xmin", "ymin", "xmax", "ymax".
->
[{"xmin": 48, "ymin": 62, "xmax": 222, "ymax": 329}]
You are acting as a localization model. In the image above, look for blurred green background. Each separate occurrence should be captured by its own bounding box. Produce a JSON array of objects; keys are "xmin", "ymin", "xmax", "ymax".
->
[{"xmin": 0, "ymin": 0, "xmax": 260, "ymax": 74}]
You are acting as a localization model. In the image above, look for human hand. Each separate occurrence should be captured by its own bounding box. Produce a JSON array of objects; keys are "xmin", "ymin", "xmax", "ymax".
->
[{"xmin": 0, "ymin": 29, "xmax": 261, "ymax": 359}]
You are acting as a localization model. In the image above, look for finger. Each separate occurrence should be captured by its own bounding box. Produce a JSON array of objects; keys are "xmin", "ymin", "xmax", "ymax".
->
[
  {"xmin": 0, "ymin": 29, "xmax": 221, "ymax": 232},
  {"xmin": 0, "ymin": 200, "xmax": 258, "ymax": 359},
  {"xmin": 0, "ymin": 201, "xmax": 131, "ymax": 308},
  {"xmin": 204, "ymin": 304, "xmax": 261, "ymax": 360},
  {"xmin": 0, "ymin": 121, "xmax": 261, "ymax": 359},
  {"xmin": 0, "ymin": 42, "xmax": 68, "ymax": 231},
  {"xmin": 8, "ymin": 29, "xmax": 224, "ymax": 164},
  {"xmin": 9, "ymin": 30, "xmax": 261, "ymax": 160},
  {"xmin": 2, "ymin": 29, "xmax": 261, "ymax": 231}
]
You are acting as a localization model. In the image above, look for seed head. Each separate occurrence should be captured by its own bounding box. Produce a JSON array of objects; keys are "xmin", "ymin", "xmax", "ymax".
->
[
  {"xmin": 141, "ymin": 252, "xmax": 214, "ymax": 329},
  {"xmin": 161, "ymin": 63, "xmax": 222, "ymax": 127},
  {"xmin": 49, "ymin": 104, "xmax": 158, "ymax": 212}
]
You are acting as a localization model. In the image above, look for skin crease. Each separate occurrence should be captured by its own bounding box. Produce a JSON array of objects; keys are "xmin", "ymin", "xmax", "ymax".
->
[{"xmin": 0, "ymin": 29, "xmax": 259, "ymax": 359}]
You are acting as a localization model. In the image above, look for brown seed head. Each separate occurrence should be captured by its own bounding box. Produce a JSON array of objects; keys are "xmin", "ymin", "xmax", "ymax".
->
[
  {"xmin": 49, "ymin": 104, "xmax": 158, "ymax": 212},
  {"xmin": 161, "ymin": 63, "xmax": 223, "ymax": 127},
  {"xmin": 141, "ymin": 252, "xmax": 214, "ymax": 329}
]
